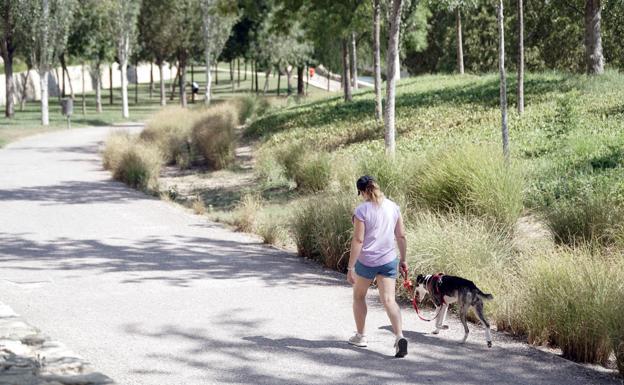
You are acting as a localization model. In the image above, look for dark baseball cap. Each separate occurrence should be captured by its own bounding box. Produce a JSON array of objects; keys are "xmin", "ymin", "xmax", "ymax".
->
[{"xmin": 356, "ymin": 175, "xmax": 375, "ymax": 195}]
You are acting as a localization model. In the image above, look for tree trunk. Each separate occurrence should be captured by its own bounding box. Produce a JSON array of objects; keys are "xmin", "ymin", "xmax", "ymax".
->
[
  {"xmin": 250, "ymin": 60, "xmax": 254, "ymax": 92},
  {"xmin": 297, "ymin": 65, "xmax": 304, "ymax": 96},
  {"xmin": 109, "ymin": 64, "xmax": 113, "ymax": 105},
  {"xmin": 204, "ymin": 50, "xmax": 212, "ymax": 105},
  {"xmin": 149, "ymin": 62, "xmax": 153, "ymax": 99},
  {"xmin": 517, "ymin": 0, "xmax": 524, "ymax": 115},
  {"xmin": 54, "ymin": 67, "xmax": 62, "ymax": 102},
  {"xmin": 95, "ymin": 62, "xmax": 103, "ymax": 113},
  {"xmin": 244, "ymin": 60, "xmax": 247, "ymax": 81},
  {"xmin": 170, "ymin": 66, "xmax": 178, "ymax": 101},
  {"xmin": 81, "ymin": 63, "xmax": 86, "ymax": 114},
  {"xmin": 277, "ymin": 67, "xmax": 281, "ymax": 96},
  {"xmin": 237, "ymin": 58, "xmax": 240, "ymax": 87},
  {"xmin": 64, "ymin": 63, "xmax": 74, "ymax": 100},
  {"xmin": 19, "ymin": 65, "xmax": 31, "ymax": 111},
  {"xmin": 456, "ymin": 8, "xmax": 464, "ymax": 75},
  {"xmin": 159, "ymin": 62, "xmax": 167, "ymax": 106},
  {"xmin": 191, "ymin": 64, "xmax": 194, "ymax": 103},
  {"xmin": 40, "ymin": 70, "xmax": 49, "ymax": 126},
  {"xmin": 585, "ymin": 0, "xmax": 604, "ymax": 75},
  {"xmin": 286, "ymin": 66, "xmax": 292, "ymax": 95},
  {"xmin": 262, "ymin": 67, "xmax": 271, "ymax": 95},
  {"xmin": 498, "ymin": 0, "xmax": 509, "ymax": 160},
  {"xmin": 384, "ymin": 0, "xmax": 403, "ymax": 157},
  {"xmin": 351, "ymin": 32, "xmax": 359, "ymax": 90},
  {"xmin": 342, "ymin": 38, "xmax": 352, "ymax": 102},
  {"xmin": 61, "ymin": 56, "xmax": 66, "ymax": 97},
  {"xmin": 179, "ymin": 62, "xmax": 187, "ymax": 107},
  {"xmin": 3, "ymin": 51, "xmax": 15, "ymax": 117},
  {"xmin": 255, "ymin": 61, "xmax": 259, "ymax": 94},
  {"xmin": 373, "ymin": 0, "xmax": 383, "ymax": 121},
  {"xmin": 215, "ymin": 62, "xmax": 219, "ymax": 84},
  {"xmin": 134, "ymin": 60, "xmax": 138, "ymax": 104},
  {"xmin": 120, "ymin": 59, "xmax": 129, "ymax": 118},
  {"xmin": 230, "ymin": 60, "xmax": 234, "ymax": 92}
]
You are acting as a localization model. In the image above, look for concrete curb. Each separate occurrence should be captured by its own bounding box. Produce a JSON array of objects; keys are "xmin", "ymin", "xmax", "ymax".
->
[{"xmin": 0, "ymin": 301, "xmax": 114, "ymax": 385}]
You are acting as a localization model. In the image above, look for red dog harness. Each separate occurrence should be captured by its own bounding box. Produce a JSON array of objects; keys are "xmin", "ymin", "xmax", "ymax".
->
[{"xmin": 403, "ymin": 272, "xmax": 445, "ymax": 322}]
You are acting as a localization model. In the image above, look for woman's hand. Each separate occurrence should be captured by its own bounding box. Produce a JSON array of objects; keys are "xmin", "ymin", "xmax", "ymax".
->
[
  {"xmin": 347, "ymin": 269, "xmax": 356, "ymax": 285},
  {"xmin": 399, "ymin": 260, "xmax": 408, "ymax": 279}
]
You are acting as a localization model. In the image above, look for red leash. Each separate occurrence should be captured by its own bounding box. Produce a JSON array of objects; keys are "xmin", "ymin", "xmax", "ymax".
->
[{"xmin": 402, "ymin": 273, "xmax": 444, "ymax": 322}]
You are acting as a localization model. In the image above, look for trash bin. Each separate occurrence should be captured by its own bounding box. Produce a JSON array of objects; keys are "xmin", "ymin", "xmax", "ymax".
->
[{"xmin": 61, "ymin": 98, "xmax": 73, "ymax": 117}]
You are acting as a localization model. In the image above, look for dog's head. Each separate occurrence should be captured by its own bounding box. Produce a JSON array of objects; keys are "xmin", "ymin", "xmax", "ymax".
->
[{"xmin": 413, "ymin": 274, "xmax": 428, "ymax": 303}]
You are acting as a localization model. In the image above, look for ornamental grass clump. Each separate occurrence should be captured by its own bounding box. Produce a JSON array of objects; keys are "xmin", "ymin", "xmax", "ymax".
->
[
  {"xmin": 411, "ymin": 145, "xmax": 524, "ymax": 229},
  {"xmin": 191, "ymin": 103, "xmax": 237, "ymax": 170},
  {"xmin": 112, "ymin": 142, "xmax": 162, "ymax": 192},
  {"xmin": 523, "ymin": 248, "xmax": 617, "ymax": 364},
  {"xmin": 292, "ymin": 193, "xmax": 357, "ymax": 271}
]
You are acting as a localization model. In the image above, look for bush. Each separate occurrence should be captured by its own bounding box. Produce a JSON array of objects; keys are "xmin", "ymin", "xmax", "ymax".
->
[
  {"xmin": 232, "ymin": 194, "xmax": 262, "ymax": 232},
  {"xmin": 292, "ymin": 194, "xmax": 357, "ymax": 270},
  {"xmin": 405, "ymin": 212, "xmax": 523, "ymax": 331},
  {"xmin": 235, "ymin": 95, "xmax": 271, "ymax": 125},
  {"xmin": 140, "ymin": 106, "xmax": 197, "ymax": 168},
  {"xmin": 276, "ymin": 144, "xmax": 331, "ymax": 192},
  {"xmin": 411, "ymin": 145, "xmax": 524, "ymax": 228},
  {"xmin": 112, "ymin": 142, "xmax": 162, "ymax": 191},
  {"xmin": 523, "ymin": 248, "xmax": 617, "ymax": 364},
  {"xmin": 102, "ymin": 131, "xmax": 134, "ymax": 171},
  {"xmin": 191, "ymin": 104, "xmax": 237, "ymax": 170}
]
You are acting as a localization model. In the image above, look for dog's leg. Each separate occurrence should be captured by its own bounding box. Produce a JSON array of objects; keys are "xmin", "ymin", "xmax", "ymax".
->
[
  {"xmin": 432, "ymin": 306, "xmax": 441, "ymax": 334},
  {"xmin": 433, "ymin": 304, "xmax": 449, "ymax": 334},
  {"xmin": 459, "ymin": 303, "xmax": 469, "ymax": 344},
  {"xmin": 475, "ymin": 300, "xmax": 492, "ymax": 348}
]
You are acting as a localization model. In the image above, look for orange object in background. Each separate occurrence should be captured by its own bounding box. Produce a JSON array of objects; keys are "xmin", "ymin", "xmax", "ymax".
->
[{"xmin": 309, "ymin": 67, "xmax": 315, "ymax": 77}]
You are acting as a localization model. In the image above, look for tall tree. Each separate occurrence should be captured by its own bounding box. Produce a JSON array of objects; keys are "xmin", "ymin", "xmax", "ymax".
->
[
  {"xmin": 138, "ymin": 0, "xmax": 177, "ymax": 106},
  {"xmin": 0, "ymin": 0, "xmax": 22, "ymax": 118},
  {"xmin": 200, "ymin": 0, "xmax": 238, "ymax": 105},
  {"xmin": 21, "ymin": 0, "xmax": 75, "ymax": 126},
  {"xmin": 497, "ymin": 0, "xmax": 509, "ymax": 159},
  {"xmin": 171, "ymin": 0, "xmax": 201, "ymax": 107},
  {"xmin": 384, "ymin": 0, "xmax": 403, "ymax": 157},
  {"xmin": 350, "ymin": 32, "xmax": 358, "ymax": 90},
  {"xmin": 517, "ymin": 0, "xmax": 524, "ymax": 114},
  {"xmin": 67, "ymin": 0, "xmax": 115, "ymax": 114},
  {"xmin": 111, "ymin": 0, "xmax": 140, "ymax": 118},
  {"xmin": 373, "ymin": 0, "xmax": 382, "ymax": 121},
  {"xmin": 433, "ymin": 0, "xmax": 477, "ymax": 74},
  {"xmin": 585, "ymin": 0, "xmax": 604, "ymax": 74}
]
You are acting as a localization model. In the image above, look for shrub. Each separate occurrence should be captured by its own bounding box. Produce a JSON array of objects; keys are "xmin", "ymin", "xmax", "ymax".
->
[
  {"xmin": 191, "ymin": 104, "xmax": 237, "ymax": 170},
  {"xmin": 276, "ymin": 144, "xmax": 331, "ymax": 192},
  {"xmin": 234, "ymin": 95, "xmax": 271, "ymax": 125},
  {"xmin": 405, "ymin": 212, "xmax": 523, "ymax": 331},
  {"xmin": 411, "ymin": 145, "xmax": 524, "ymax": 228},
  {"xmin": 232, "ymin": 194, "xmax": 262, "ymax": 232},
  {"xmin": 523, "ymin": 248, "xmax": 616, "ymax": 364},
  {"xmin": 256, "ymin": 222, "xmax": 287, "ymax": 246},
  {"xmin": 102, "ymin": 131, "xmax": 133, "ymax": 171},
  {"xmin": 191, "ymin": 196, "xmax": 207, "ymax": 215},
  {"xmin": 292, "ymin": 193, "xmax": 357, "ymax": 270},
  {"xmin": 140, "ymin": 106, "xmax": 197, "ymax": 168},
  {"xmin": 112, "ymin": 142, "xmax": 162, "ymax": 191}
]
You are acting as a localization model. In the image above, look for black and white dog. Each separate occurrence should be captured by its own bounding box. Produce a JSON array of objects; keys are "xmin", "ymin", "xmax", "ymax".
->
[{"xmin": 413, "ymin": 273, "xmax": 494, "ymax": 347}]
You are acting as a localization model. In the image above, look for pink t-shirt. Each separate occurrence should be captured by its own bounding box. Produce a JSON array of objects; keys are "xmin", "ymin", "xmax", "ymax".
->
[{"xmin": 353, "ymin": 198, "xmax": 401, "ymax": 267}]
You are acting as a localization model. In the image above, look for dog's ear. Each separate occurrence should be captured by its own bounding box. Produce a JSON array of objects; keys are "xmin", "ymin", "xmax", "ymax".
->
[{"xmin": 416, "ymin": 274, "xmax": 424, "ymax": 283}]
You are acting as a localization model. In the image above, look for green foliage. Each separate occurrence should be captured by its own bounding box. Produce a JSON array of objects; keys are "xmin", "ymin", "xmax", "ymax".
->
[
  {"xmin": 411, "ymin": 145, "xmax": 524, "ymax": 228},
  {"xmin": 291, "ymin": 194, "xmax": 357, "ymax": 270},
  {"xmin": 191, "ymin": 103, "xmax": 237, "ymax": 170},
  {"xmin": 234, "ymin": 95, "xmax": 271, "ymax": 125},
  {"xmin": 523, "ymin": 249, "xmax": 618, "ymax": 364},
  {"xmin": 275, "ymin": 144, "xmax": 331, "ymax": 192}
]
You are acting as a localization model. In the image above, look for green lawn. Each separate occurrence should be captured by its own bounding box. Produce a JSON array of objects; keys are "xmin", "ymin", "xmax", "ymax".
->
[{"xmin": 0, "ymin": 62, "xmax": 333, "ymax": 147}]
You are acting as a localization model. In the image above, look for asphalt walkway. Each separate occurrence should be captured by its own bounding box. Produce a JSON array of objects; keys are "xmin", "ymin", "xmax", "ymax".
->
[{"xmin": 0, "ymin": 126, "xmax": 619, "ymax": 385}]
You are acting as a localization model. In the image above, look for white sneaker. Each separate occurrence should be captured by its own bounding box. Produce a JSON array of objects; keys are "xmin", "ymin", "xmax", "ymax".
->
[{"xmin": 348, "ymin": 333, "xmax": 368, "ymax": 347}]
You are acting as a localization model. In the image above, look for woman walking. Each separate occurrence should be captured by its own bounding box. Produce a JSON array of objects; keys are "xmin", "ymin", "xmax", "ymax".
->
[{"xmin": 347, "ymin": 175, "xmax": 408, "ymax": 357}]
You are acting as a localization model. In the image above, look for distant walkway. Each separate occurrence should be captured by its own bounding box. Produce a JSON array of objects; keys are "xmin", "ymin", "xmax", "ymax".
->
[{"xmin": 0, "ymin": 126, "xmax": 619, "ymax": 385}]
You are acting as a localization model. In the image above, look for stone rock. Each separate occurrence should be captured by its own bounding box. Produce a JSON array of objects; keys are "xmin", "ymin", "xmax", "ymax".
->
[{"xmin": 40, "ymin": 372, "xmax": 115, "ymax": 385}]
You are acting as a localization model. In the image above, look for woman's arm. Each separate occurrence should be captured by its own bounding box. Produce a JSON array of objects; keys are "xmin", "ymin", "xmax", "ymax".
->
[
  {"xmin": 394, "ymin": 214, "xmax": 408, "ymax": 277},
  {"xmin": 347, "ymin": 218, "xmax": 365, "ymax": 284}
]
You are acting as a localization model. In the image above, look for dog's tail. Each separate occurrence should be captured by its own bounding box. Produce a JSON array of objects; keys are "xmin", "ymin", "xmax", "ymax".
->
[{"xmin": 476, "ymin": 288, "xmax": 494, "ymax": 301}]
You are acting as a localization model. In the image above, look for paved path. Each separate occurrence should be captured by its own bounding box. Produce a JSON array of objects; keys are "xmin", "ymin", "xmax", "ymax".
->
[{"xmin": 0, "ymin": 126, "xmax": 620, "ymax": 385}]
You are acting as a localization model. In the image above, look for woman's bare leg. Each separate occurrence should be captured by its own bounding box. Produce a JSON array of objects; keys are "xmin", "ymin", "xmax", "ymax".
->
[
  {"xmin": 353, "ymin": 274, "xmax": 373, "ymax": 334},
  {"xmin": 376, "ymin": 275, "xmax": 403, "ymax": 337}
]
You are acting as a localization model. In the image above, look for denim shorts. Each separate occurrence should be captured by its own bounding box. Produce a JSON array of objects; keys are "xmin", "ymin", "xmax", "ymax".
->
[{"xmin": 355, "ymin": 258, "xmax": 399, "ymax": 280}]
